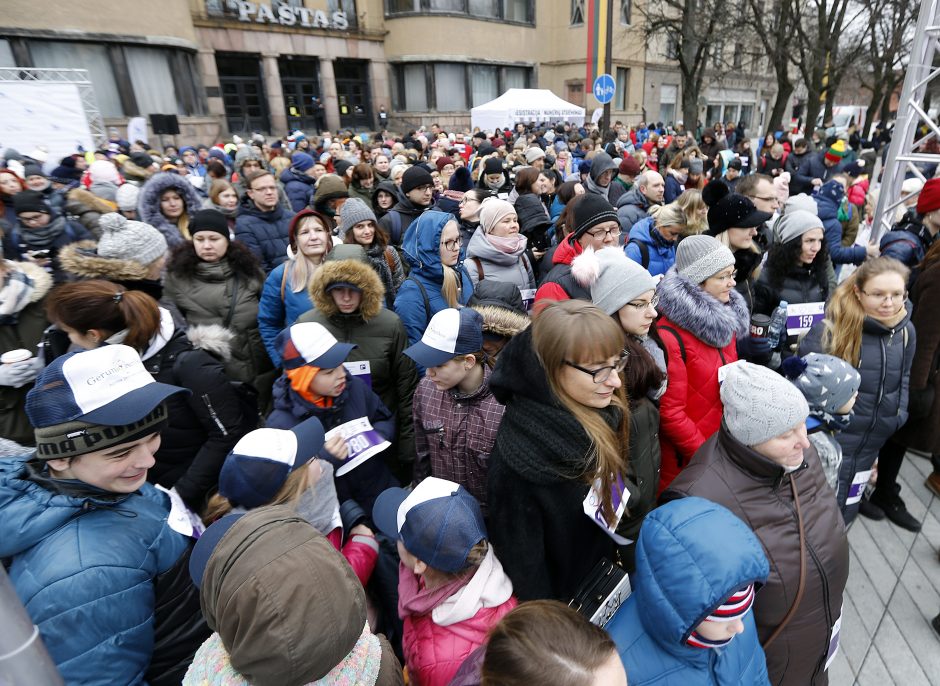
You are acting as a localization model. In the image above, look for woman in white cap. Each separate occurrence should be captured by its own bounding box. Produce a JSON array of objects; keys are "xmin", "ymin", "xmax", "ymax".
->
[
  {"xmin": 654, "ymin": 234, "xmax": 750, "ymax": 492},
  {"xmin": 465, "ymin": 198, "xmax": 536, "ymax": 297},
  {"xmin": 664, "ymin": 361, "xmax": 849, "ymax": 686},
  {"xmin": 572, "ymin": 246, "xmax": 665, "ymax": 567}
]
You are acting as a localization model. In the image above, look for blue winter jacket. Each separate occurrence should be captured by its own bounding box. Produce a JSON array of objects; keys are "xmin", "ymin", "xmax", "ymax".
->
[
  {"xmin": 393, "ymin": 210, "xmax": 474, "ymax": 349},
  {"xmin": 280, "ymin": 167, "xmax": 317, "ymax": 213},
  {"xmin": 664, "ymin": 174, "xmax": 684, "ymax": 204},
  {"xmin": 608, "ymin": 497, "xmax": 771, "ymax": 686},
  {"xmin": 257, "ymin": 260, "xmax": 315, "ymax": 365},
  {"xmin": 234, "ymin": 195, "xmax": 292, "ymax": 273},
  {"xmin": 625, "ymin": 216, "xmax": 677, "ymax": 277},
  {"xmin": 267, "ymin": 372, "xmax": 398, "ymax": 513},
  {"xmin": 814, "ymin": 180, "xmax": 866, "ymax": 270},
  {"xmin": 0, "ymin": 455, "xmax": 190, "ymax": 685}
]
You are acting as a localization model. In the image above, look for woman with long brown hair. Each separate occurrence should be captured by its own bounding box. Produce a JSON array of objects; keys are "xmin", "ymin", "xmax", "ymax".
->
[
  {"xmin": 799, "ymin": 257, "xmax": 915, "ymax": 525},
  {"xmin": 487, "ymin": 299, "xmax": 630, "ymax": 601},
  {"xmin": 45, "ymin": 279, "xmax": 249, "ymax": 511}
]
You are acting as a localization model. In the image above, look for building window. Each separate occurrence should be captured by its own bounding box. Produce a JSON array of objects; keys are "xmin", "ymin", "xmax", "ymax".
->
[
  {"xmin": 392, "ymin": 62, "xmax": 531, "ymax": 111},
  {"xmin": 125, "ymin": 47, "xmax": 183, "ymax": 115},
  {"xmin": 665, "ymin": 36, "xmax": 679, "ymax": 60},
  {"xmin": 659, "ymin": 84, "xmax": 678, "ymax": 126},
  {"xmin": 571, "ymin": 0, "xmax": 585, "ymax": 25},
  {"xmin": 435, "ymin": 63, "xmax": 467, "ymax": 110},
  {"xmin": 620, "ymin": 0, "xmax": 631, "ymax": 24},
  {"xmin": 30, "ymin": 41, "xmax": 125, "ymax": 117},
  {"xmin": 386, "ymin": 0, "xmax": 531, "ymax": 23},
  {"xmin": 616, "ymin": 67, "xmax": 629, "ymax": 110},
  {"xmin": 0, "ymin": 39, "xmax": 14, "ymax": 67},
  {"xmin": 711, "ymin": 41, "xmax": 724, "ymax": 68},
  {"xmin": 733, "ymin": 43, "xmax": 744, "ymax": 69},
  {"xmin": 328, "ymin": 0, "xmax": 358, "ymax": 27}
]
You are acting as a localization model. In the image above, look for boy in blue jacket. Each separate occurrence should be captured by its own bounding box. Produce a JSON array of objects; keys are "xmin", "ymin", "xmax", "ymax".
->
[{"xmin": 607, "ymin": 497, "xmax": 771, "ymax": 685}]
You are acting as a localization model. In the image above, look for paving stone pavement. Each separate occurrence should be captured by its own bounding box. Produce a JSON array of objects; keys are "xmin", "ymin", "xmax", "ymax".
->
[{"xmin": 827, "ymin": 451, "xmax": 940, "ymax": 685}]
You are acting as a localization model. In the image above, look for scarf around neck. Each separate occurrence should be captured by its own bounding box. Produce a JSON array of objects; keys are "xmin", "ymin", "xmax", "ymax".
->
[
  {"xmin": 0, "ymin": 261, "xmax": 36, "ymax": 318},
  {"xmin": 285, "ymin": 365, "xmax": 334, "ymax": 408},
  {"xmin": 20, "ymin": 215, "xmax": 67, "ymax": 250}
]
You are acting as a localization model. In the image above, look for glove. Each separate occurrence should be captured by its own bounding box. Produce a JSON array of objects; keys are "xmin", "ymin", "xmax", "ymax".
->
[
  {"xmin": 0, "ymin": 359, "xmax": 40, "ymax": 388},
  {"xmin": 736, "ymin": 336, "xmax": 773, "ymax": 365}
]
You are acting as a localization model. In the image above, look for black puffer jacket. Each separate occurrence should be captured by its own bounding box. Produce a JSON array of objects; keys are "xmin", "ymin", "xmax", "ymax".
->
[
  {"xmin": 799, "ymin": 308, "xmax": 914, "ymax": 522},
  {"xmin": 753, "ymin": 262, "xmax": 828, "ymax": 316},
  {"xmin": 514, "ymin": 193, "xmax": 552, "ymax": 252},
  {"xmin": 616, "ymin": 396, "xmax": 660, "ymax": 571},
  {"xmin": 487, "ymin": 327, "xmax": 626, "ymax": 601},
  {"xmin": 664, "ymin": 425, "xmax": 849, "ymax": 686},
  {"xmin": 143, "ymin": 327, "xmax": 249, "ymax": 511}
]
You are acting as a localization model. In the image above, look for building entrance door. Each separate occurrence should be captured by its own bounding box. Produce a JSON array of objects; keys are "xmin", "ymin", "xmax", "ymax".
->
[
  {"xmin": 334, "ymin": 59, "xmax": 372, "ymax": 130},
  {"xmin": 216, "ymin": 53, "xmax": 269, "ymax": 134},
  {"xmin": 279, "ymin": 56, "xmax": 325, "ymax": 133}
]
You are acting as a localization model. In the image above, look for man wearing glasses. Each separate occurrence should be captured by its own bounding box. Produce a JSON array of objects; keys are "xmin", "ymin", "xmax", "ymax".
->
[
  {"xmin": 11, "ymin": 190, "xmax": 90, "ymax": 279},
  {"xmin": 535, "ymin": 194, "xmax": 621, "ymax": 309}
]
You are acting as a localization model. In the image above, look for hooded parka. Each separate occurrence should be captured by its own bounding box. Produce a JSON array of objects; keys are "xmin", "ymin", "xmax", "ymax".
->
[
  {"xmin": 138, "ymin": 172, "xmax": 205, "ymax": 247},
  {"xmin": 664, "ymin": 426, "xmax": 850, "ymax": 686},
  {"xmin": 297, "ymin": 258, "xmax": 419, "ymax": 481}
]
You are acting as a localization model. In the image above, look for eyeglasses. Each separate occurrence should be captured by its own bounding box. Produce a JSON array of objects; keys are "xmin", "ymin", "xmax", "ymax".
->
[
  {"xmin": 587, "ymin": 226, "xmax": 622, "ymax": 239},
  {"xmin": 751, "ymin": 195, "xmax": 778, "ymax": 203},
  {"xmin": 564, "ymin": 354, "xmax": 628, "ymax": 384},
  {"xmin": 710, "ymin": 269, "xmax": 737, "ymax": 283},
  {"xmin": 18, "ymin": 213, "xmax": 48, "ymax": 224},
  {"xmin": 625, "ymin": 295, "xmax": 659, "ymax": 311},
  {"xmin": 459, "ymin": 197, "xmax": 479, "ymax": 207},
  {"xmin": 860, "ymin": 289, "xmax": 907, "ymax": 303},
  {"xmin": 440, "ymin": 237, "xmax": 462, "ymax": 251}
]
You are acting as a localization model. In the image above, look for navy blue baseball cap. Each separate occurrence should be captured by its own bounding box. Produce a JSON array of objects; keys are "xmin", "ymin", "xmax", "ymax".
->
[
  {"xmin": 372, "ymin": 477, "xmax": 487, "ymax": 574},
  {"xmin": 25, "ymin": 344, "xmax": 186, "ymax": 427},
  {"xmin": 218, "ymin": 416, "xmax": 326, "ymax": 509},
  {"xmin": 404, "ymin": 308, "xmax": 484, "ymax": 369},
  {"xmin": 189, "ymin": 513, "xmax": 243, "ymax": 589}
]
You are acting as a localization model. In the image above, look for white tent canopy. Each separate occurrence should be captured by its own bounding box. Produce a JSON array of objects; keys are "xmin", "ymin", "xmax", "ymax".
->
[{"xmin": 470, "ymin": 89, "xmax": 585, "ymax": 132}]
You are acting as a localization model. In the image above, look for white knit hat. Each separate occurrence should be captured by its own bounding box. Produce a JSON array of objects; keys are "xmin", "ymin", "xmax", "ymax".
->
[
  {"xmin": 572, "ymin": 247, "xmax": 657, "ymax": 315},
  {"xmin": 115, "ymin": 183, "xmax": 140, "ymax": 212}
]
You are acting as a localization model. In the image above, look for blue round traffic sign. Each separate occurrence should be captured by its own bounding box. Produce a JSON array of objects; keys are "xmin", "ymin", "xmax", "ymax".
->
[{"xmin": 593, "ymin": 74, "xmax": 616, "ymax": 105}]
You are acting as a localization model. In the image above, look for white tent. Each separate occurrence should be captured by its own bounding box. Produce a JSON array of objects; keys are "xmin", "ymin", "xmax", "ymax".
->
[{"xmin": 470, "ymin": 89, "xmax": 585, "ymax": 132}]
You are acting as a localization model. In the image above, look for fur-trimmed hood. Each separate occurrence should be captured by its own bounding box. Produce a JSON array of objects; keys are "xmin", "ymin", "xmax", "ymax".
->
[
  {"xmin": 655, "ymin": 267, "xmax": 749, "ymax": 348},
  {"xmin": 66, "ymin": 187, "xmax": 117, "ymax": 215},
  {"xmin": 137, "ymin": 172, "xmax": 204, "ymax": 245},
  {"xmin": 185, "ymin": 324, "xmax": 234, "ymax": 361},
  {"xmin": 57, "ymin": 239, "xmax": 150, "ymax": 281},
  {"xmin": 165, "ymin": 239, "xmax": 264, "ymax": 283},
  {"xmin": 120, "ymin": 160, "xmax": 155, "ymax": 184},
  {"xmin": 471, "ymin": 304, "xmax": 530, "ymax": 339},
  {"xmin": 309, "ymin": 258, "xmax": 385, "ymax": 320}
]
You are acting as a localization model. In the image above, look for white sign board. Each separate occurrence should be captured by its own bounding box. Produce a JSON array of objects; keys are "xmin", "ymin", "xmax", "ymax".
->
[{"xmin": 0, "ymin": 82, "xmax": 94, "ymax": 162}]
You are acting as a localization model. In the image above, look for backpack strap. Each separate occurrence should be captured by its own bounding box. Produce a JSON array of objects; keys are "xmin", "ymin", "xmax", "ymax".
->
[
  {"xmin": 657, "ymin": 324, "xmax": 686, "ymax": 364},
  {"xmin": 405, "ymin": 276, "xmax": 431, "ymax": 321},
  {"xmin": 388, "ymin": 210, "xmax": 403, "ymax": 245},
  {"xmin": 471, "ymin": 256, "xmax": 485, "ymax": 282},
  {"xmin": 629, "ymin": 238, "xmax": 651, "ymax": 269},
  {"xmin": 384, "ymin": 248, "xmax": 396, "ymax": 275}
]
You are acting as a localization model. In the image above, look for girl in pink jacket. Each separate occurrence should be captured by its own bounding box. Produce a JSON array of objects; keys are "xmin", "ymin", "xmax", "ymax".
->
[{"xmin": 373, "ymin": 477, "xmax": 517, "ymax": 686}]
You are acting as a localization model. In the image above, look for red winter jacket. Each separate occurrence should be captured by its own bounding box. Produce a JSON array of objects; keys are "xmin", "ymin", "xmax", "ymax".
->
[
  {"xmin": 533, "ymin": 236, "xmax": 590, "ymax": 311},
  {"xmin": 399, "ymin": 552, "xmax": 517, "ymax": 686},
  {"xmin": 653, "ymin": 269, "xmax": 749, "ymax": 494},
  {"xmin": 326, "ymin": 527, "xmax": 378, "ymax": 587}
]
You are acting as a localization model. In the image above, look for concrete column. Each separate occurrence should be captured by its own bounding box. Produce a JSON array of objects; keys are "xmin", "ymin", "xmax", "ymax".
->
[
  {"xmin": 368, "ymin": 60, "xmax": 390, "ymax": 130},
  {"xmin": 198, "ymin": 48, "xmax": 226, "ymax": 120},
  {"xmin": 261, "ymin": 52, "xmax": 287, "ymax": 135},
  {"xmin": 319, "ymin": 58, "xmax": 341, "ymax": 133}
]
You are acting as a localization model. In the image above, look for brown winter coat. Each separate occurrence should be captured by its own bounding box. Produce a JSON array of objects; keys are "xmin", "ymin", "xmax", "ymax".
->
[
  {"xmin": 896, "ymin": 258, "xmax": 940, "ymax": 453},
  {"xmin": 664, "ymin": 425, "xmax": 849, "ymax": 686}
]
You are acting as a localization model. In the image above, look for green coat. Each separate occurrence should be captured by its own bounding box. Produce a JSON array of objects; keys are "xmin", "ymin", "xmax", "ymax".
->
[
  {"xmin": 0, "ymin": 262, "xmax": 52, "ymax": 446},
  {"xmin": 163, "ymin": 243, "xmax": 271, "ymax": 386},
  {"xmin": 297, "ymin": 256, "xmax": 419, "ymax": 481}
]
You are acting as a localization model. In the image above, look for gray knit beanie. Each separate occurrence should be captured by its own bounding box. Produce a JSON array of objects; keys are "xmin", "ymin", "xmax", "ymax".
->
[
  {"xmin": 777, "ymin": 209, "xmax": 824, "ymax": 244},
  {"xmin": 337, "ymin": 197, "xmax": 377, "ymax": 237},
  {"xmin": 721, "ymin": 362, "xmax": 810, "ymax": 446},
  {"xmin": 782, "ymin": 193, "xmax": 817, "ymax": 215},
  {"xmin": 97, "ymin": 213, "xmax": 167, "ymax": 266},
  {"xmin": 675, "ymin": 234, "xmax": 735, "ymax": 284},
  {"xmin": 572, "ymin": 247, "xmax": 657, "ymax": 315},
  {"xmin": 115, "ymin": 183, "xmax": 140, "ymax": 212},
  {"xmin": 783, "ymin": 353, "xmax": 861, "ymax": 415}
]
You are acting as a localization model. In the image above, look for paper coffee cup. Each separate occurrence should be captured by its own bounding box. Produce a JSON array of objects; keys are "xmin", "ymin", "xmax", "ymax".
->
[{"xmin": 1, "ymin": 349, "xmax": 32, "ymax": 364}]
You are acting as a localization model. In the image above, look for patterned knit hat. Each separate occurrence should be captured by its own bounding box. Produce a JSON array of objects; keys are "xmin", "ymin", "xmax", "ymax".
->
[
  {"xmin": 674, "ymin": 234, "xmax": 735, "ymax": 285},
  {"xmin": 686, "ymin": 584, "xmax": 756, "ymax": 649},
  {"xmin": 781, "ymin": 353, "xmax": 861, "ymax": 416},
  {"xmin": 720, "ymin": 361, "xmax": 809, "ymax": 446},
  {"xmin": 97, "ymin": 212, "xmax": 168, "ymax": 266},
  {"xmin": 825, "ymin": 140, "xmax": 847, "ymax": 164}
]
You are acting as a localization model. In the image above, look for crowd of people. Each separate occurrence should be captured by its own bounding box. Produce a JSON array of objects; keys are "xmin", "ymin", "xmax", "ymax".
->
[{"xmin": 0, "ymin": 115, "xmax": 938, "ymax": 686}]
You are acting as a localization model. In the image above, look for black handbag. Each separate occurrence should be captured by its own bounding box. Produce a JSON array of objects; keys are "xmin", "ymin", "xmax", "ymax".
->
[{"xmin": 569, "ymin": 558, "xmax": 632, "ymax": 627}]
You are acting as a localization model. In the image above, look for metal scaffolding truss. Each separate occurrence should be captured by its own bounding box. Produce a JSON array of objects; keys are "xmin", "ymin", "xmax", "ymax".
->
[
  {"xmin": 0, "ymin": 67, "xmax": 107, "ymax": 148},
  {"xmin": 872, "ymin": 0, "xmax": 940, "ymax": 241}
]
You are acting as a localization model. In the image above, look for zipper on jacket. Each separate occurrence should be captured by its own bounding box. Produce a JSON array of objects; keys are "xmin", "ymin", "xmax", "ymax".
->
[
  {"xmin": 202, "ymin": 393, "xmax": 229, "ymax": 436},
  {"xmin": 853, "ymin": 335, "xmax": 889, "ymax": 461}
]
